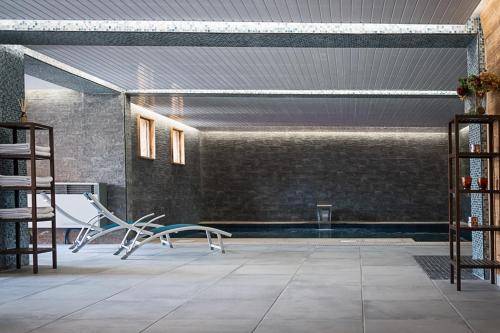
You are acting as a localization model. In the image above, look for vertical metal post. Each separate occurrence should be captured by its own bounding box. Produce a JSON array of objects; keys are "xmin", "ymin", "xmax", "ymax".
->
[
  {"xmin": 49, "ymin": 127, "xmax": 57, "ymax": 269},
  {"xmin": 455, "ymin": 117, "xmax": 461, "ymax": 291},
  {"xmin": 12, "ymin": 128, "xmax": 21, "ymax": 269},
  {"xmin": 29, "ymin": 125, "xmax": 38, "ymax": 274},
  {"xmin": 449, "ymin": 121, "xmax": 454, "ymax": 284}
]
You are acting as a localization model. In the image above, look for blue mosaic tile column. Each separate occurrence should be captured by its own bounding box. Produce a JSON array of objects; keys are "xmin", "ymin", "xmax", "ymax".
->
[
  {"xmin": 0, "ymin": 45, "xmax": 29, "ymax": 269},
  {"xmin": 466, "ymin": 18, "xmax": 487, "ymax": 279}
]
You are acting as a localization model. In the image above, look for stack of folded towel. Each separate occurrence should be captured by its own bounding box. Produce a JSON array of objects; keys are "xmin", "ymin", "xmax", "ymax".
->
[
  {"xmin": 0, "ymin": 143, "xmax": 51, "ymax": 157},
  {"xmin": 0, "ymin": 207, "xmax": 54, "ymax": 219},
  {"xmin": 0, "ymin": 175, "xmax": 53, "ymax": 187}
]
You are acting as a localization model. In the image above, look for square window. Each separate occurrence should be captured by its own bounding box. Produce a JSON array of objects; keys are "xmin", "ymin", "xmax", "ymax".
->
[
  {"xmin": 171, "ymin": 128, "xmax": 185, "ymax": 165},
  {"xmin": 137, "ymin": 115, "xmax": 155, "ymax": 159}
]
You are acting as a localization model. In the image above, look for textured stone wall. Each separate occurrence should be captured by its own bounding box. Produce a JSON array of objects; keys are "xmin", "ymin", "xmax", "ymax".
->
[
  {"xmin": 0, "ymin": 45, "xmax": 29, "ymax": 269},
  {"xmin": 201, "ymin": 131, "xmax": 448, "ymax": 222},
  {"xmin": 126, "ymin": 102, "xmax": 201, "ymax": 224},
  {"xmin": 481, "ymin": 0, "xmax": 500, "ymax": 280},
  {"xmin": 26, "ymin": 90, "xmax": 127, "ymax": 219}
]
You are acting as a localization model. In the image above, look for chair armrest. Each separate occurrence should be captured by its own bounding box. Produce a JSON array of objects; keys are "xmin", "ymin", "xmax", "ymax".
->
[
  {"xmin": 132, "ymin": 213, "xmax": 155, "ymax": 225},
  {"xmin": 135, "ymin": 214, "xmax": 166, "ymax": 235},
  {"xmin": 87, "ymin": 214, "xmax": 103, "ymax": 227}
]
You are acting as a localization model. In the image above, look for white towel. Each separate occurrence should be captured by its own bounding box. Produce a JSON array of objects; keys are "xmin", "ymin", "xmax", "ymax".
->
[
  {"xmin": 0, "ymin": 143, "xmax": 51, "ymax": 156},
  {"xmin": 0, "ymin": 175, "xmax": 53, "ymax": 187},
  {"xmin": 0, "ymin": 207, "xmax": 54, "ymax": 219}
]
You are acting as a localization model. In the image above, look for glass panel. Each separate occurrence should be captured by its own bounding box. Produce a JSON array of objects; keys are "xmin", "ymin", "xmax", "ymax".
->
[{"xmin": 140, "ymin": 118, "xmax": 150, "ymax": 158}]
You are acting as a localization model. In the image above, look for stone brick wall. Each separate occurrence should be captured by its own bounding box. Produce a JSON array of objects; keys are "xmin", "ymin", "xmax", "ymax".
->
[
  {"xmin": 201, "ymin": 131, "xmax": 448, "ymax": 222},
  {"xmin": 0, "ymin": 45, "xmax": 29, "ymax": 269},
  {"xmin": 26, "ymin": 90, "xmax": 127, "ymax": 219},
  {"xmin": 125, "ymin": 102, "xmax": 201, "ymax": 224}
]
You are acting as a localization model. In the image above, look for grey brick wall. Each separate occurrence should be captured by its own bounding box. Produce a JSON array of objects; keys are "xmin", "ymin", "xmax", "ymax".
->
[
  {"xmin": 201, "ymin": 131, "xmax": 448, "ymax": 222},
  {"xmin": 0, "ymin": 45, "xmax": 29, "ymax": 269},
  {"xmin": 26, "ymin": 90, "xmax": 127, "ymax": 219},
  {"xmin": 125, "ymin": 102, "xmax": 201, "ymax": 224}
]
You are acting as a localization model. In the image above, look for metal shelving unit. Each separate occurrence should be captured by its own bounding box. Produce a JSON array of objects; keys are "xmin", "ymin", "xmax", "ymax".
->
[
  {"xmin": 448, "ymin": 115, "xmax": 500, "ymax": 291},
  {"xmin": 0, "ymin": 122, "xmax": 57, "ymax": 274}
]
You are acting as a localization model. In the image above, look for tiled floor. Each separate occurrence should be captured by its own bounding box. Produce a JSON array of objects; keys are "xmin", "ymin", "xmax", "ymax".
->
[{"xmin": 0, "ymin": 241, "xmax": 499, "ymax": 333}]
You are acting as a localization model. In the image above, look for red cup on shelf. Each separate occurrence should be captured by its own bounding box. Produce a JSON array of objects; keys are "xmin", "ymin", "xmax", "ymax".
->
[
  {"xmin": 477, "ymin": 177, "xmax": 488, "ymax": 190},
  {"xmin": 461, "ymin": 176, "xmax": 472, "ymax": 189},
  {"xmin": 468, "ymin": 216, "xmax": 479, "ymax": 227},
  {"xmin": 470, "ymin": 144, "xmax": 481, "ymax": 153}
]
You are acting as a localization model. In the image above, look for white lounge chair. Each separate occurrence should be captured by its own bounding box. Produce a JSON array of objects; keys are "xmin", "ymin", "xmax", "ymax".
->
[
  {"xmin": 83, "ymin": 193, "xmax": 232, "ymax": 259},
  {"xmin": 40, "ymin": 192, "xmax": 165, "ymax": 253}
]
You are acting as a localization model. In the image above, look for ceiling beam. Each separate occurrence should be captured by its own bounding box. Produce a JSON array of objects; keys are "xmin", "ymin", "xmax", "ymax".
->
[
  {"xmin": 0, "ymin": 20, "xmax": 478, "ymax": 48},
  {"xmin": 127, "ymin": 89, "xmax": 457, "ymax": 98}
]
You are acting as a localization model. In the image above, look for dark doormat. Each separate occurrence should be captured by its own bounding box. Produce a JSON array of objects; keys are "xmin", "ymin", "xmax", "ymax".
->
[{"xmin": 414, "ymin": 255, "xmax": 479, "ymax": 280}]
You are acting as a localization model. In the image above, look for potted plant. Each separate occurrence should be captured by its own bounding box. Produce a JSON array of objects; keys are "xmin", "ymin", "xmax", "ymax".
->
[
  {"xmin": 457, "ymin": 71, "xmax": 500, "ymax": 115},
  {"xmin": 18, "ymin": 98, "xmax": 28, "ymax": 123}
]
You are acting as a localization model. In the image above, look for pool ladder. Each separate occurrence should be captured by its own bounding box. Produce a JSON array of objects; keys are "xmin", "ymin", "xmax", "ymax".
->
[{"xmin": 316, "ymin": 203, "xmax": 332, "ymax": 230}]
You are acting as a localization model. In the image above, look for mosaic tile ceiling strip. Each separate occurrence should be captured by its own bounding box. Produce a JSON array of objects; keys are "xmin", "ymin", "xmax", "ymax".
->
[
  {"xmin": 0, "ymin": 0, "xmax": 481, "ymax": 24},
  {"xmin": 0, "ymin": 20, "xmax": 477, "ymax": 35},
  {"xmin": 128, "ymin": 89, "xmax": 456, "ymax": 97}
]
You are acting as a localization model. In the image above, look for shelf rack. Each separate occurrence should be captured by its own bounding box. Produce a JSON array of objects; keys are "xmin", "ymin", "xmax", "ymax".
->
[
  {"xmin": 0, "ymin": 122, "xmax": 56, "ymax": 274},
  {"xmin": 448, "ymin": 115, "xmax": 500, "ymax": 291}
]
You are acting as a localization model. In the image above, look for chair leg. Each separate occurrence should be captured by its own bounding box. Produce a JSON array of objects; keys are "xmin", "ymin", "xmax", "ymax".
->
[
  {"xmin": 217, "ymin": 233, "xmax": 225, "ymax": 254},
  {"xmin": 113, "ymin": 239, "xmax": 131, "ymax": 255},
  {"xmin": 160, "ymin": 234, "xmax": 173, "ymax": 248},
  {"xmin": 121, "ymin": 246, "xmax": 139, "ymax": 260},
  {"xmin": 166, "ymin": 234, "xmax": 173, "ymax": 248},
  {"xmin": 206, "ymin": 230, "xmax": 214, "ymax": 250},
  {"xmin": 69, "ymin": 228, "xmax": 85, "ymax": 249}
]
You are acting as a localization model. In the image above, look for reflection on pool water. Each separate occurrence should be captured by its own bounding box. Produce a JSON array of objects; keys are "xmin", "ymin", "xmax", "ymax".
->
[{"xmin": 178, "ymin": 223, "xmax": 472, "ymax": 242}]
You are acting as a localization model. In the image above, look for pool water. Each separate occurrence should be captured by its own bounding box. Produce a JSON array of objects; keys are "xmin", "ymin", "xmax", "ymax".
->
[{"xmin": 186, "ymin": 223, "xmax": 470, "ymax": 242}]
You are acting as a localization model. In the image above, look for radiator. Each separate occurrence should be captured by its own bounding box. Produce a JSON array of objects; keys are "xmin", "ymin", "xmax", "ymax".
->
[{"xmin": 28, "ymin": 182, "xmax": 107, "ymax": 228}]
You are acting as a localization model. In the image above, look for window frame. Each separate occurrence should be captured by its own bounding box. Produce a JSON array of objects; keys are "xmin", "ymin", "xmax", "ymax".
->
[
  {"xmin": 137, "ymin": 114, "xmax": 156, "ymax": 160},
  {"xmin": 171, "ymin": 127, "xmax": 185, "ymax": 165}
]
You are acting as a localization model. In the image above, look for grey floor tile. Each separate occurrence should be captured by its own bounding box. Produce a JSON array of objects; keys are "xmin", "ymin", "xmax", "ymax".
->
[
  {"xmin": 217, "ymin": 274, "xmax": 291, "ymax": 287},
  {"xmin": 365, "ymin": 319, "xmax": 471, "ymax": 333},
  {"xmin": 0, "ymin": 298, "xmax": 95, "ymax": 320},
  {"xmin": 265, "ymin": 298, "xmax": 362, "ymax": 321},
  {"xmin": 450, "ymin": 300, "xmax": 500, "ymax": 320},
  {"xmin": 363, "ymin": 285, "xmax": 443, "ymax": 301},
  {"xmin": 362, "ymin": 272, "xmax": 433, "ymax": 287},
  {"xmin": 281, "ymin": 281, "xmax": 361, "ymax": 300},
  {"xmin": 233, "ymin": 264, "xmax": 299, "ymax": 275},
  {"xmin": 108, "ymin": 282, "xmax": 203, "ymax": 300},
  {"xmin": 31, "ymin": 319, "xmax": 153, "ymax": 333},
  {"xmin": 143, "ymin": 319, "xmax": 257, "ymax": 333},
  {"xmin": 66, "ymin": 299, "xmax": 184, "ymax": 320},
  {"xmin": 469, "ymin": 319, "xmax": 500, "ymax": 333},
  {"xmin": 2, "ymin": 243, "xmax": 500, "ymax": 333},
  {"xmin": 167, "ymin": 299, "xmax": 275, "ymax": 320},
  {"xmin": 0, "ymin": 319, "xmax": 53, "ymax": 333},
  {"xmin": 364, "ymin": 300, "xmax": 460, "ymax": 320},
  {"xmin": 255, "ymin": 319, "xmax": 363, "ymax": 333},
  {"xmin": 295, "ymin": 269, "xmax": 361, "ymax": 285},
  {"xmin": 194, "ymin": 284, "xmax": 284, "ymax": 300}
]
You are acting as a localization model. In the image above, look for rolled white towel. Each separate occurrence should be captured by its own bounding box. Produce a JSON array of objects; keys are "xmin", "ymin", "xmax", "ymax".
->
[
  {"xmin": 0, "ymin": 143, "xmax": 29, "ymax": 150},
  {"xmin": 0, "ymin": 143, "xmax": 50, "ymax": 156},
  {"xmin": 0, "ymin": 207, "xmax": 54, "ymax": 219},
  {"xmin": 0, "ymin": 175, "xmax": 53, "ymax": 187}
]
